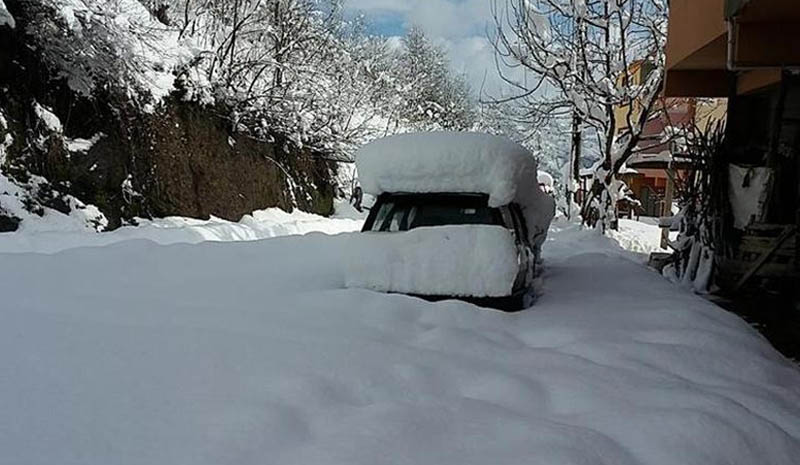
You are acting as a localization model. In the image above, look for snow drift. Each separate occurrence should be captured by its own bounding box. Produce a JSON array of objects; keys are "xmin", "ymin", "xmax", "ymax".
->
[
  {"xmin": 355, "ymin": 132, "xmax": 555, "ymax": 250},
  {"xmin": 0, "ymin": 204, "xmax": 363, "ymax": 254},
  {"xmin": 1, "ymin": 222, "xmax": 799, "ymax": 465},
  {"xmin": 345, "ymin": 225, "xmax": 519, "ymax": 297}
]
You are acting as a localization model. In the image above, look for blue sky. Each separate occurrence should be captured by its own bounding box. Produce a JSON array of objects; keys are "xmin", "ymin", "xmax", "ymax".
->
[
  {"xmin": 344, "ymin": 0, "xmax": 504, "ymax": 96},
  {"xmin": 360, "ymin": 10, "xmax": 406, "ymax": 37}
]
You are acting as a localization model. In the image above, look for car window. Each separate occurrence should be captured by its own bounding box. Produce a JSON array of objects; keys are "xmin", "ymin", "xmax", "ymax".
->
[
  {"xmin": 409, "ymin": 204, "xmax": 498, "ymax": 228},
  {"xmin": 371, "ymin": 203, "xmax": 412, "ymax": 232},
  {"xmin": 407, "ymin": 206, "xmax": 419, "ymax": 227},
  {"xmin": 388, "ymin": 207, "xmax": 403, "ymax": 231},
  {"xmin": 369, "ymin": 201, "xmax": 394, "ymax": 231},
  {"xmin": 365, "ymin": 194, "xmax": 503, "ymax": 232}
]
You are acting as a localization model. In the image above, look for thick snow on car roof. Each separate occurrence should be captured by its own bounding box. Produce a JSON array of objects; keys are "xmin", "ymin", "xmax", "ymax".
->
[
  {"xmin": 356, "ymin": 132, "xmax": 538, "ymax": 207},
  {"xmin": 356, "ymin": 131, "xmax": 555, "ymax": 250}
]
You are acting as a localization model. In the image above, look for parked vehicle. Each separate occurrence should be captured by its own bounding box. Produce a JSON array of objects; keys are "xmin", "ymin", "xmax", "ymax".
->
[
  {"xmin": 346, "ymin": 131, "xmax": 555, "ymax": 311},
  {"xmin": 361, "ymin": 192, "xmax": 539, "ymax": 310}
]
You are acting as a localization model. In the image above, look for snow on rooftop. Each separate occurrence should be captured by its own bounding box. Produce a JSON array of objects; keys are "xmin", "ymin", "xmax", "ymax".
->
[
  {"xmin": 627, "ymin": 150, "xmax": 673, "ymax": 166},
  {"xmin": 356, "ymin": 132, "xmax": 538, "ymax": 208}
]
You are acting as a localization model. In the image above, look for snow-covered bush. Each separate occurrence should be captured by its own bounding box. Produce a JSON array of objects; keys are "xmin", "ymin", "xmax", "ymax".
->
[
  {"xmin": 159, "ymin": 0, "xmax": 476, "ymax": 157},
  {"xmin": 663, "ymin": 122, "xmax": 727, "ymax": 293},
  {"xmin": 18, "ymin": 0, "xmax": 192, "ymax": 101},
  {"xmin": 10, "ymin": 0, "xmax": 477, "ymax": 158},
  {"xmin": 489, "ymin": 0, "xmax": 669, "ymax": 229}
]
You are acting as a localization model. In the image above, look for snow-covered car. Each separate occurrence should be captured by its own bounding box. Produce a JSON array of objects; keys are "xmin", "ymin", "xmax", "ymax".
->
[{"xmin": 346, "ymin": 132, "xmax": 555, "ymax": 311}]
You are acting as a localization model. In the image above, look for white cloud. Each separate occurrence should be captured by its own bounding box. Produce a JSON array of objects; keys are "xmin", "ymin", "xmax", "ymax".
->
[{"xmin": 346, "ymin": 0, "xmax": 507, "ymax": 95}]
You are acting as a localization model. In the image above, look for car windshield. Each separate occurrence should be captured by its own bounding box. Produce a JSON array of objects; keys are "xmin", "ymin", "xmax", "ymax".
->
[{"xmin": 366, "ymin": 195, "xmax": 503, "ymax": 232}]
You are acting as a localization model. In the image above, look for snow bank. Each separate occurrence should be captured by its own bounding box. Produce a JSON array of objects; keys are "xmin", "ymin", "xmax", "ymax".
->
[
  {"xmin": 356, "ymin": 132, "xmax": 555, "ymax": 251},
  {"xmin": 1, "ymin": 222, "xmax": 799, "ymax": 465},
  {"xmin": 0, "ymin": 205, "xmax": 363, "ymax": 254},
  {"xmin": 546, "ymin": 218, "xmax": 672, "ymax": 264},
  {"xmin": 346, "ymin": 225, "xmax": 518, "ymax": 297},
  {"xmin": 608, "ymin": 218, "xmax": 668, "ymax": 256}
]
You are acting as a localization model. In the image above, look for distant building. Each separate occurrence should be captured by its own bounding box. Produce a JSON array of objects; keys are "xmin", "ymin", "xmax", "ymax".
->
[{"xmin": 613, "ymin": 61, "xmax": 727, "ymax": 218}]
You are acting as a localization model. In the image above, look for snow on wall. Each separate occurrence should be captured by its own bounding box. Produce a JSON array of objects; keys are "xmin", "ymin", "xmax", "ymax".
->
[
  {"xmin": 0, "ymin": 171, "xmax": 108, "ymax": 233},
  {"xmin": 0, "ymin": 109, "xmax": 10, "ymax": 164},
  {"xmin": 0, "ymin": 103, "xmax": 109, "ymax": 233},
  {"xmin": 33, "ymin": 102, "xmax": 63, "ymax": 133},
  {"xmin": 346, "ymin": 225, "xmax": 519, "ymax": 298},
  {"xmin": 356, "ymin": 132, "xmax": 555, "ymax": 252},
  {"xmin": 0, "ymin": 0, "xmax": 14, "ymax": 28},
  {"xmin": 65, "ymin": 132, "xmax": 104, "ymax": 153}
]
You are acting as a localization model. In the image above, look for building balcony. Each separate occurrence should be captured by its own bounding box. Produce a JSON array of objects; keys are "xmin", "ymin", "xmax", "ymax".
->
[{"xmin": 665, "ymin": 0, "xmax": 800, "ymax": 97}]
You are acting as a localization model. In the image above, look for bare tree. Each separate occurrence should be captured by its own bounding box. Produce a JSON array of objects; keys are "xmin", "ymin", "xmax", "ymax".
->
[
  {"xmin": 29, "ymin": 0, "xmax": 479, "ymax": 158},
  {"xmin": 488, "ymin": 0, "xmax": 668, "ymax": 229}
]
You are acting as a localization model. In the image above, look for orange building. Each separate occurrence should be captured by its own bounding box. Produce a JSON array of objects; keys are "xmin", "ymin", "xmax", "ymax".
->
[{"xmin": 614, "ymin": 62, "xmax": 726, "ymax": 218}]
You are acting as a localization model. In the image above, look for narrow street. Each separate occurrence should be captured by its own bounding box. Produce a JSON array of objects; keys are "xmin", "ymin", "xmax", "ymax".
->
[
  {"xmin": 2, "ymin": 0, "xmax": 799, "ymax": 463},
  {"xmin": 1, "ymin": 219, "xmax": 798, "ymax": 465}
]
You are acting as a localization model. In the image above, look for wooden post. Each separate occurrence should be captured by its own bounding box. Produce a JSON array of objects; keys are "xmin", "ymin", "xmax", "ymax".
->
[{"xmin": 661, "ymin": 166, "xmax": 675, "ymax": 249}]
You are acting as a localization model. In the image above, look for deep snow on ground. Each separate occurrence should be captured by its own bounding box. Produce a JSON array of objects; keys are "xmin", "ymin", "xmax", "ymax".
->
[
  {"xmin": 2, "ymin": 216, "xmax": 800, "ymax": 465},
  {"xmin": 608, "ymin": 218, "xmax": 668, "ymax": 256}
]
